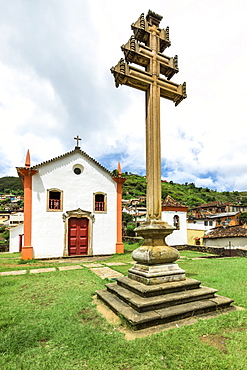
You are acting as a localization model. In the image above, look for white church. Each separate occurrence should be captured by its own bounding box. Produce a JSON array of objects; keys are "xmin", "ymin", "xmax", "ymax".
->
[{"xmin": 10, "ymin": 139, "xmax": 125, "ymax": 260}]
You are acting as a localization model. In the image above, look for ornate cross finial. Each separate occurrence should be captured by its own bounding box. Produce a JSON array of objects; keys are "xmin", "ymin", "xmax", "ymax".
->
[{"xmin": 74, "ymin": 135, "xmax": 81, "ymax": 148}]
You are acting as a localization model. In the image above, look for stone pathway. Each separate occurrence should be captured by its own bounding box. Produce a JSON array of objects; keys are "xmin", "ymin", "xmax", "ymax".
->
[
  {"xmin": 0, "ymin": 262, "xmax": 127, "ymax": 279},
  {"xmin": 90, "ymin": 267, "xmax": 123, "ymax": 279}
]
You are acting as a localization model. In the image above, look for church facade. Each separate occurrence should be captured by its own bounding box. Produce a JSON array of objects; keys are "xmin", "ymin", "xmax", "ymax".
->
[{"xmin": 12, "ymin": 145, "xmax": 124, "ymax": 259}]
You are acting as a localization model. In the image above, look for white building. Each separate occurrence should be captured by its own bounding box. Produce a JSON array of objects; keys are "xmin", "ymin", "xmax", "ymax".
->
[
  {"xmin": 161, "ymin": 195, "xmax": 188, "ymax": 246},
  {"xmin": 4, "ymin": 212, "xmax": 24, "ymax": 227},
  {"xmin": 11, "ymin": 144, "xmax": 124, "ymax": 259},
  {"xmin": 9, "ymin": 223, "xmax": 24, "ymax": 253}
]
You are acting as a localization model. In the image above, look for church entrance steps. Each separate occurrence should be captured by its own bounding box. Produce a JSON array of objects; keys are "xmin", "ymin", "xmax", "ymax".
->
[{"xmin": 96, "ymin": 277, "xmax": 234, "ymax": 330}]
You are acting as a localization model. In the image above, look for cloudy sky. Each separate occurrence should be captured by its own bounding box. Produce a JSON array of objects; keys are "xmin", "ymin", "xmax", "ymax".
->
[{"xmin": 0, "ymin": 0, "xmax": 247, "ymax": 191}]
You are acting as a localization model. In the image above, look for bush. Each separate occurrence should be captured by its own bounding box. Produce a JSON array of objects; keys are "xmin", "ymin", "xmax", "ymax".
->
[{"xmin": 126, "ymin": 223, "xmax": 136, "ymax": 236}]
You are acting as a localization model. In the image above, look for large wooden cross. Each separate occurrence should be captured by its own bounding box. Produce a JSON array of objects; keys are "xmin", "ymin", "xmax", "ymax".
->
[{"xmin": 111, "ymin": 11, "xmax": 186, "ymax": 222}]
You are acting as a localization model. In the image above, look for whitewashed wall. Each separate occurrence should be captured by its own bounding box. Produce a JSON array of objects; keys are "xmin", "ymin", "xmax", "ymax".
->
[
  {"xmin": 162, "ymin": 210, "xmax": 187, "ymax": 246},
  {"xmin": 9, "ymin": 223, "xmax": 23, "ymax": 253},
  {"xmin": 187, "ymin": 220, "xmax": 216, "ymax": 231},
  {"xmin": 204, "ymin": 237, "xmax": 247, "ymax": 249},
  {"xmin": 31, "ymin": 152, "xmax": 117, "ymax": 258}
]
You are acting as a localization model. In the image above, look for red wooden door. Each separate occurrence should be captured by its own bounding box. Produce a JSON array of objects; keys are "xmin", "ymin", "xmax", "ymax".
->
[{"xmin": 68, "ymin": 218, "xmax": 88, "ymax": 256}]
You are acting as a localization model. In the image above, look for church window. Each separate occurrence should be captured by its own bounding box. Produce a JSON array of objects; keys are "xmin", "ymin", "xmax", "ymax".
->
[
  {"xmin": 94, "ymin": 193, "xmax": 107, "ymax": 213},
  {"xmin": 73, "ymin": 164, "xmax": 84, "ymax": 175},
  {"xmin": 74, "ymin": 167, "xmax": 81, "ymax": 175},
  {"xmin": 173, "ymin": 215, "xmax": 180, "ymax": 230},
  {"xmin": 47, "ymin": 189, "xmax": 63, "ymax": 211}
]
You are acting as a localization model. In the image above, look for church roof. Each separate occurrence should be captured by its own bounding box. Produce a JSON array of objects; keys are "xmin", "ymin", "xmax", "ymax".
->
[
  {"xmin": 17, "ymin": 148, "xmax": 112, "ymax": 176},
  {"xmin": 162, "ymin": 195, "xmax": 187, "ymax": 208},
  {"xmin": 203, "ymin": 225, "xmax": 247, "ymax": 239}
]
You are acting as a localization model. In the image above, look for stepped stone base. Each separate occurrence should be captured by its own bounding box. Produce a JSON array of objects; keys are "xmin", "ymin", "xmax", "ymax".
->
[
  {"xmin": 128, "ymin": 262, "xmax": 185, "ymax": 284},
  {"xmin": 96, "ymin": 276, "xmax": 234, "ymax": 330}
]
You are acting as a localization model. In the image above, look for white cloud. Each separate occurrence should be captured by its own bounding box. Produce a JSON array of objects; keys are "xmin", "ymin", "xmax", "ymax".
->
[{"xmin": 0, "ymin": 0, "xmax": 247, "ymax": 191}]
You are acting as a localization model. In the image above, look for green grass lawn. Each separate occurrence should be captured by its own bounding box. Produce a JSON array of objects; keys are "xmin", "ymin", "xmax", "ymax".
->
[{"xmin": 0, "ymin": 245, "xmax": 247, "ymax": 369}]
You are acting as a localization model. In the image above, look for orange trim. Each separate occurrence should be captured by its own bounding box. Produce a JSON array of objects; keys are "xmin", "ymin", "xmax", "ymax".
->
[
  {"xmin": 18, "ymin": 163, "xmax": 38, "ymax": 260},
  {"xmin": 21, "ymin": 247, "xmax": 33, "ymax": 260},
  {"xmin": 113, "ymin": 175, "xmax": 126, "ymax": 254}
]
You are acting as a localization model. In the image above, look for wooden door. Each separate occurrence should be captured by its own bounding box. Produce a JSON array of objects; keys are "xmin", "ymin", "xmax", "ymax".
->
[{"xmin": 68, "ymin": 218, "xmax": 88, "ymax": 256}]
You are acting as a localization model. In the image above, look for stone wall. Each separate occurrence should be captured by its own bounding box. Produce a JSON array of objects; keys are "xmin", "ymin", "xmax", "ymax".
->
[{"xmin": 178, "ymin": 244, "xmax": 247, "ymax": 257}]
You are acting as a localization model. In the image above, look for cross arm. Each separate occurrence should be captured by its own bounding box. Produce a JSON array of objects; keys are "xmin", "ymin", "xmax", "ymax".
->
[
  {"xmin": 111, "ymin": 59, "xmax": 187, "ymax": 105},
  {"xmin": 158, "ymin": 77, "xmax": 187, "ymax": 106},
  {"xmin": 131, "ymin": 13, "xmax": 171, "ymax": 52},
  {"xmin": 110, "ymin": 59, "xmax": 152, "ymax": 91},
  {"xmin": 121, "ymin": 37, "xmax": 178, "ymax": 80}
]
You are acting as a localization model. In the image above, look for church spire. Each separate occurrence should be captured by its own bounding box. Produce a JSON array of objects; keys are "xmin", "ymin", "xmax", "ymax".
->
[
  {"xmin": 117, "ymin": 162, "xmax": 122, "ymax": 176},
  {"xmin": 25, "ymin": 149, "xmax": 30, "ymax": 168}
]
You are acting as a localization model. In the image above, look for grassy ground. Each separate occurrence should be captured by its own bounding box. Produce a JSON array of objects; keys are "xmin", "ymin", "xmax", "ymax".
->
[{"xmin": 0, "ymin": 245, "xmax": 247, "ymax": 370}]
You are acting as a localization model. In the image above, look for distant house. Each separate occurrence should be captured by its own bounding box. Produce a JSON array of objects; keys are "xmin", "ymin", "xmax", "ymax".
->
[
  {"xmin": 162, "ymin": 195, "xmax": 188, "ymax": 246},
  {"xmin": 9, "ymin": 223, "xmax": 24, "ymax": 253},
  {"xmin": 190, "ymin": 201, "xmax": 247, "ymax": 219},
  {"xmin": 0, "ymin": 211, "xmax": 11, "ymax": 226},
  {"xmin": 187, "ymin": 211, "xmax": 241, "ymax": 246},
  {"xmin": 4, "ymin": 212, "xmax": 24, "ymax": 227},
  {"xmin": 203, "ymin": 225, "xmax": 247, "ymax": 250}
]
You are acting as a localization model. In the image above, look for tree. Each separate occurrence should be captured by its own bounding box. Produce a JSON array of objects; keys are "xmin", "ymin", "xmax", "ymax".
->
[
  {"xmin": 240, "ymin": 212, "xmax": 247, "ymax": 224},
  {"xmin": 122, "ymin": 212, "xmax": 134, "ymax": 224}
]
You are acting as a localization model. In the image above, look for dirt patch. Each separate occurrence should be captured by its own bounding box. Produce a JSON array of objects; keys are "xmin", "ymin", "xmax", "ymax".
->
[
  {"xmin": 200, "ymin": 334, "xmax": 228, "ymax": 353},
  {"xmin": 78, "ymin": 308, "xmax": 102, "ymax": 326},
  {"xmin": 200, "ymin": 326, "xmax": 247, "ymax": 353}
]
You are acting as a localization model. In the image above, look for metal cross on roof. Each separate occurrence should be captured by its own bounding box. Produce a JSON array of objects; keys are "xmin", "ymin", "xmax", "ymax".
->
[{"xmin": 74, "ymin": 135, "xmax": 81, "ymax": 148}]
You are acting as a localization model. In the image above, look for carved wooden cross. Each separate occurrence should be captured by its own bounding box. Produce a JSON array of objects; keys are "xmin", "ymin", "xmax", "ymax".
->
[{"xmin": 111, "ymin": 11, "xmax": 186, "ymax": 221}]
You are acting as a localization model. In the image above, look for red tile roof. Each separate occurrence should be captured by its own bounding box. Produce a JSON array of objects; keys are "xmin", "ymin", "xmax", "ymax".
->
[
  {"xmin": 203, "ymin": 225, "xmax": 247, "ymax": 239},
  {"xmin": 162, "ymin": 195, "xmax": 187, "ymax": 208}
]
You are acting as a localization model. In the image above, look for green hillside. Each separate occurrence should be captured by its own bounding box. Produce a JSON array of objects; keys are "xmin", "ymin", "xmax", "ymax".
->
[
  {"xmin": 122, "ymin": 174, "xmax": 247, "ymax": 208},
  {"xmin": 0, "ymin": 177, "xmax": 22, "ymax": 193},
  {"xmin": 2, "ymin": 174, "xmax": 247, "ymax": 208}
]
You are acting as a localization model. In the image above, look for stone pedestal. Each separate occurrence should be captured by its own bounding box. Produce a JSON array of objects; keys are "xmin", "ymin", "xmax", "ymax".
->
[
  {"xmin": 128, "ymin": 263, "xmax": 185, "ymax": 285},
  {"xmin": 129, "ymin": 219, "xmax": 185, "ymax": 284}
]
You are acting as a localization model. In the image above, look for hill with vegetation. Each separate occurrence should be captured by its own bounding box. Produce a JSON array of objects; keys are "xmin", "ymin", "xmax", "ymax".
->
[
  {"xmin": 122, "ymin": 174, "xmax": 247, "ymax": 208},
  {"xmin": 0, "ymin": 177, "xmax": 23, "ymax": 194},
  {"xmin": 2, "ymin": 174, "xmax": 247, "ymax": 209}
]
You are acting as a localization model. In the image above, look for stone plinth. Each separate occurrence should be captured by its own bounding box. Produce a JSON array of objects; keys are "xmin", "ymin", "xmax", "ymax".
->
[
  {"xmin": 129, "ymin": 219, "xmax": 185, "ymax": 284},
  {"xmin": 128, "ymin": 263, "xmax": 185, "ymax": 285}
]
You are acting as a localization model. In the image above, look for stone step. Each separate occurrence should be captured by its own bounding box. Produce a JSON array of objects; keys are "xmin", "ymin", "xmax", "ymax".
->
[
  {"xmin": 116, "ymin": 276, "xmax": 201, "ymax": 297},
  {"xmin": 96, "ymin": 289, "xmax": 234, "ymax": 330},
  {"xmin": 105, "ymin": 282, "xmax": 218, "ymax": 312}
]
